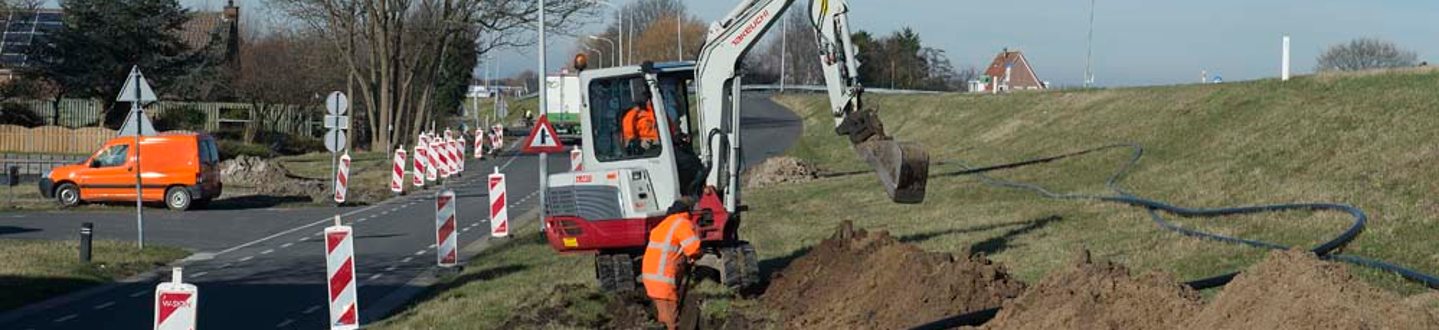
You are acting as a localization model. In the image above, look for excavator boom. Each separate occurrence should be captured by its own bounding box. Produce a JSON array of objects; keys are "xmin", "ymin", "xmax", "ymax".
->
[{"xmin": 696, "ymin": 0, "xmax": 929, "ymax": 205}]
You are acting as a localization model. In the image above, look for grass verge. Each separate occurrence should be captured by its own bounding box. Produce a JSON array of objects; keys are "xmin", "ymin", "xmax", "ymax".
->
[{"xmin": 0, "ymin": 239, "xmax": 187, "ymax": 312}]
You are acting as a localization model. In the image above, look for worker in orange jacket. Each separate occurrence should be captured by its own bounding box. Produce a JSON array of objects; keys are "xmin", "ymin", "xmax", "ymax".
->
[
  {"xmin": 622, "ymin": 91, "xmax": 661, "ymax": 152},
  {"xmin": 642, "ymin": 198, "xmax": 702, "ymax": 330}
]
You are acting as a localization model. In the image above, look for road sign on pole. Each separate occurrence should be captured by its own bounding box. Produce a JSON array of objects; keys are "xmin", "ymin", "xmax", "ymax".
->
[
  {"xmin": 116, "ymin": 66, "xmax": 159, "ymax": 249},
  {"xmin": 435, "ymin": 189, "xmax": 459, "ymax": 267},
  {"xmin": 324, "ymin": 216, "xmax": 359, "ymax": 330},
  {"xmin": 153, "ymin": 267, "xmax": 198, "ymax": 330},
  {"xmin": 520, "ymin": 115, "xmax": 566, "ymax": 154}
]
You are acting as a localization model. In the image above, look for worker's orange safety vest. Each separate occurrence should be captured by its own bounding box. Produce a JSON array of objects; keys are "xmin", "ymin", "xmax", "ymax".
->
[
  {"xmin": 623, "ymin": 104, "xmax": 660, "ymax": 143},
  {"xmin": 641, "ymin": 212, "xmax": 702, "ymax": 301}
]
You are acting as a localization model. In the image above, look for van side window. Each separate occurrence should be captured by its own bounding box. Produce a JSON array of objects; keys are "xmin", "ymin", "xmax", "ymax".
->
[
  {"xmin": 199, "ymin": 139, "xmax": 219, "ymax": 164},
  {"xmin": 94, "ymin": 144, "xmax": 129, "ymax": 167}
]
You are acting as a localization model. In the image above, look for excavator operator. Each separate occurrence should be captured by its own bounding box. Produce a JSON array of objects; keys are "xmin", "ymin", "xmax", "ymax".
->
[
  {"xmin": 622, "ymin": 90, "xmax": 661, "ymax": 153},
  {"xmin": 641, "ymin": 198, "xmax": 702, "ymax": 330}
]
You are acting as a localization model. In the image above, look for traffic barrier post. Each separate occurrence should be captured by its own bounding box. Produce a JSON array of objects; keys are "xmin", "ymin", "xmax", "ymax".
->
[
  {"xmin": 324, "ymin": 216, "xmax": 360, "ymax": 330},
  {"xmin": 391, "ymin": 147, "xmax": 406, "ymax": 194},
  {"xmin": 489, "ymin": 167, "xmax": 509, "ymax": 238},
  {"xmin": 435, "ymin": 189, "xmax": 459, "ymax": 267},
  {"xmin": 334, "ymin": 153, "xmax": 351, "ymax": 204},
  {"xmin": 412, "ymin": 144, "xmax": 426, "ymax": 188},
  {"xmin": 153, "ymin": 267, "xmax": 198, "ymax": 330},
  {"xmin": 570, "ymin": 146, "xmax": 583, "ymax": 172}
]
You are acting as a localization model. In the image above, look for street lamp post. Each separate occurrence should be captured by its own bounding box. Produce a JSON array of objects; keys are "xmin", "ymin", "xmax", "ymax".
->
[
  {"xmin": 584, "ymin": 45, "xmax": 606, "ymax": 67},
  {"xmin": 588, "ymin": 0, "xmax": 623, "ymax": 65},
  {"xmin": 588, "ymin": 35, "xmax": 618, "ymax": 67}
]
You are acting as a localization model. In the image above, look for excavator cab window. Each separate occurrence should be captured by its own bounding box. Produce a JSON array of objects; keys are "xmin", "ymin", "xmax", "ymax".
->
[{"xmin": 589, "ymin": 76, "xmax": 664, "ymax": 161}]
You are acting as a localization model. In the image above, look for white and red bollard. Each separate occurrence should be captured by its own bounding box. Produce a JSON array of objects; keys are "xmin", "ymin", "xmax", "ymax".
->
[
  {"xmin": 153, "ymin": 267, "xmax": 198, "ymax": 330},
  {"xmin": 391, "ymin": 146, "xmax": 406, "ymax": 194},
  {"xmin": 570, "ymin": 146, "xmax": 583, "ymax": 172},
  {"xmin": 334, "ymin": 153, "xmax": 351, "ymax": 204},
  {"xmin": 423, "ymin": 135, "xmax": 438, "ymax": 182},
  {"xmin": 433, "ymin": 137, "xmax": 450, "ymax": 179},
  {"xmin": 490, "ymin": 125, "xmax": 504, "ymax": 152},
  {"xmin": 435, "ymin": 189, "xmax": 459, "ymax": 267},
  {"xmin": 489, "ymin": 167, "xmax": 509, "ymax": 237},
  {"xmin": 457, "ymin": 136, "xmax": 468, "ymax": 171},
  {"xmin": 325, "ymin": 216, "xmax": 360, "ymax": 330},
  {"xmin": 412, "ymin": 144, "xmax": 426, "ymax": 188}
]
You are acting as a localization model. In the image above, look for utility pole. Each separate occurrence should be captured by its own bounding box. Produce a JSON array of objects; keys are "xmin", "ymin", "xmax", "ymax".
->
[
  {"xmin": 676, "ymin": 9, "xmax": 684, "ymax": 61},
  {"xmin": 1084, "ymin": 0, "xmax": 1096, "ymax": 87},
  {"xmin": 537, "ymin": 0, "xmax": 549, "ymax": 230},
  {"xmin": 780, "ymin": 12, "xmax": 787, "ymax": 92}
]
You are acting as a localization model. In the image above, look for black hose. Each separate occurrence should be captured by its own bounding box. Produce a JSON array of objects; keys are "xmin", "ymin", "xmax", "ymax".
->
[{"xmin": 947, "ymin": 143, "xmax": 1439, "ymax": 290}]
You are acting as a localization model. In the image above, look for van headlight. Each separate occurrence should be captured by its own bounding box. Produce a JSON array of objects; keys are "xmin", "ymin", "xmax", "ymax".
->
[{"xmin": 43, "ymin": 170, "xmax": 51, "ymax": 179}]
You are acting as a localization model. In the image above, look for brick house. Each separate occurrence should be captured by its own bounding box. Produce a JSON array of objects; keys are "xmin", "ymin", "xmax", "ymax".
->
[{"xmin": 972, "ymin": 48, "xmax": 1046, "ymax": 92}]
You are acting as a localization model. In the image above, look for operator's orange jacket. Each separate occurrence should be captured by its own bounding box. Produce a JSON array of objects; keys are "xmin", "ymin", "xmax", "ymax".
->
[
  {"xmin": 641, "ymin": 212, "xmax": 702, "ymax": 301},
  {"xmin": 622, "ymin": 103, "xmax": 660, "ymax": 143}
]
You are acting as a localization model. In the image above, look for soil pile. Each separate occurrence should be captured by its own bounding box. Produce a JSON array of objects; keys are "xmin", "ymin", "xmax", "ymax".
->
[
  {"xmin": 219, "ymin": 155, "xmax": 326, "ymax": 201},
  {"xmin": 979, "ymin": 250, "xmax": 1203, "ymax": 330},
  {"xmin": 743, "ymin": 156, "xmax": 820, "ymax": 188},
  {"xmin": 764, "ymin": 221, "xmax": 1026, "ymax": 329},
  {"xmin": 500, "ymin": 284, "xmax": 656, "ymax": 330},
  {"xmin": 1188, "ymin": 250, "xmax": 1439, "ymax": 329}
]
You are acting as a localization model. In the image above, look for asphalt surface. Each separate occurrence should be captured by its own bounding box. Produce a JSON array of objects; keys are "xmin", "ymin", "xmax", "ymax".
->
[{"xmin": 0, "ymin": 95, "xmax": 802, "ymax": 330}]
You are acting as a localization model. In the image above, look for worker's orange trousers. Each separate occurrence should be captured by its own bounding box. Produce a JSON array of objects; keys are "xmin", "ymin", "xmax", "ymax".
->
[{"xmin": 653, "ymin": 298, "xmax": 679, "ymax": 330}]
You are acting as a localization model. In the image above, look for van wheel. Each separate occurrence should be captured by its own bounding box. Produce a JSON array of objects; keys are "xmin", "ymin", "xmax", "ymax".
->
[
  {"xmin": 55, "ymin": 183, "xmax": 81, "ymax": 207},
  {"xmin": 165, "ymin": 187, "xmax": 192, "ymax": 211}
]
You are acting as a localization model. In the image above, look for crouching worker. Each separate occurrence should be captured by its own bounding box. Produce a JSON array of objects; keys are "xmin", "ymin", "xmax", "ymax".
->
[{"xmin": 641, "ymin": 198, "xmax": 701, "ymax": 330}]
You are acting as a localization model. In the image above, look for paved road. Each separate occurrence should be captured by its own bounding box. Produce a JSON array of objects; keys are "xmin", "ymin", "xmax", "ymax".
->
[{"xmin": 0, "ymin": 95, "xmax": 801, "ymax": 330}]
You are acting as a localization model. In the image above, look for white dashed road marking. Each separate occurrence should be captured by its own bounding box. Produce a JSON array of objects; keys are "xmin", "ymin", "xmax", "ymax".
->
[
  {"xmin": 93, "ymin": 301, "xmax": 115, "ymax": 310},
  {"xmin": 302, "ymin": 305, "xmax": 322, "ymax": 314},
  {"xmin": 238, "ymin": 256, "xmax": 254, "ymax": 262},
  {"xmin": 275, "ymin": 318, "xmax": 294, "ymax": 328},
  {"xmin": 129, "ymin": 290, "xmax": 147, "ymax": 298},
  {"xmin": 53, "ymin": 314, "xmax": 77, "ymax": 323}
]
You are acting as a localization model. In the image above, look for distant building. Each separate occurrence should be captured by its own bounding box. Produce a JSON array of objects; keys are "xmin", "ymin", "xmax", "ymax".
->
[
  {"xmin": 0, "ymin": 1, "xmax": 240, "ymax": 82},
  {"xmin": 971, "ymin": 48, "xmax": 1047, "ymax": 93}
]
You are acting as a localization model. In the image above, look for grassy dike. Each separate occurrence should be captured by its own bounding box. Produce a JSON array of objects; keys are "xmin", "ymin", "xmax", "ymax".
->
[{"xmin": 373, "ymin": 68, "xmax": 1439, "ymax": 328}]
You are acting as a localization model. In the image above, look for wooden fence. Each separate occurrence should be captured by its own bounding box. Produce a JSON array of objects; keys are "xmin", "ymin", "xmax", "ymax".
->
[
  {"xmin": 0, "ymin": 125, "xmax": 115, "ymax": 154},
  {"xmin": 18, "ymin": 99, "xmax": 321, "ymax": 136}
]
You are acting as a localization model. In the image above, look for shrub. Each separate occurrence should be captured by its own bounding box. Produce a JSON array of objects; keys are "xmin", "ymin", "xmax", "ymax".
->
[
  {"xmin": 217, "ymin": 139, "xmax": 272, "ymax": 160},
  {"xmin": 154, "ymin": 105, "xmax": 207, "ymax": 132},
  {"xmin": 0, "ymin": 102, "xmax": 44, "ymax": 127}
]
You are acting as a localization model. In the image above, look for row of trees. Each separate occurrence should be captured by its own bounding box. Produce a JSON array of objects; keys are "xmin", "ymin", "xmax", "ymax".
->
[
  {"xmin": 743, "ymin": 10, "xmax": 974, "ymax": 91},
  {"xmin": 575, "ymin": 0, "xmax": 706, "ymax": 68},
  {"xmin": 4, "ymin": 0, "xmax": 599, "ymax": 152}
]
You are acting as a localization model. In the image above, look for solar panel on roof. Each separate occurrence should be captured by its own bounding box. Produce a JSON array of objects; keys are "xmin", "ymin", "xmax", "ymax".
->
[{"xmin": 0, "ymin": 9, "xmax": 64, "ymax": 69}]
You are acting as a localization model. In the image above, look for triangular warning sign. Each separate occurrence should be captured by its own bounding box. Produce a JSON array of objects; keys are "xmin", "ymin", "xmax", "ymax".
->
[
  {"xmin": 116, "ymin": 66, "xmax": 157, "ymax": 103},
  {"xmin": 521, "ymin": 115, "xmax": 567, "ymax": 154}
]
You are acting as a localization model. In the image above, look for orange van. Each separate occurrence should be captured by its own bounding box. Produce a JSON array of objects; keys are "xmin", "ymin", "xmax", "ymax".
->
[{"xmin": 39, "ymin": 132, "xmax": 222, "ymax": 210}]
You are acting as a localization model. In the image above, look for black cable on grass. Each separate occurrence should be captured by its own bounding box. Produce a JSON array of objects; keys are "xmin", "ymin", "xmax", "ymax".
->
[{"xmin": 944, "ymin": 143, "xmax": 1439, "ymax": 290}]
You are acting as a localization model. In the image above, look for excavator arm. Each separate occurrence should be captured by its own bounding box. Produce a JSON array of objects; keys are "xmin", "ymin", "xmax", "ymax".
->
[{"xmin": 695, "ymin": 0, "xmax": 929, "ymax": 207}]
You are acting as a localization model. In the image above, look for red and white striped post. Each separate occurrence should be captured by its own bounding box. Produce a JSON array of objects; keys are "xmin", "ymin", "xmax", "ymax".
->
[
  {"xmin": 153, "ymin": 267, "xmax": 198, "ymax": 330},
  {"xmin": 391, "ymin": 147, "xmax": 406, "ymax": 194},
  {"xmin": 435, "ymin": 189, "xmax": 459, "ymax": 267},
  {"xmin": 412, "ymin": 144, "xmax": 426, "ymax": 188},
  {"xmin": 457, "ymin": 136, "xmax": 468, "ymax": 172},
  {"xmin": 489, "ymin": 167, "xmax": 509, "ymax": 237},
  {"xmin": 490, "ymin": 125, "xmax": 504, "ymax": 152},
  {"xmin": 324, "ymin": 216, "xmax": 359, "ymax": 330},
  {"xmin": 334, "ymin": 153, "xmax": 351, "ymax": 204},
  {"xmin": 433, "ymin": 138, "xmax": 450, "ymax": 179},
  {"xmin": 473, "ymin": 128, "xmax": 485, "ymax": 159},
  {"xmin": 447, "ymin": 136, "xmax": 461, "ymax": 174},
  {"xmin": 423, "ymin": 134, "xmax": 438, "ymax": 182},
  {"xmin": 570, "ymin": 146, "xmax": 583, "ymax": 172}
]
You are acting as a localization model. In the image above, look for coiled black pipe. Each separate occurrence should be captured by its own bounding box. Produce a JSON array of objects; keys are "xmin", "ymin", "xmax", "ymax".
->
[{"xmin": 947, "ymin": 143, "xmax": 1439, "ymax": 290}]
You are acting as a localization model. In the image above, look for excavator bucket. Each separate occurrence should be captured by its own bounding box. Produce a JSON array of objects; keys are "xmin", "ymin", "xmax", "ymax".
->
[
  {"xmin": 837, "ymin": 108, "xmax": 930, "ymax": 204},
  {"xmin": 855, "ymin": 139, "xmax": 929, "ymax": 204}
]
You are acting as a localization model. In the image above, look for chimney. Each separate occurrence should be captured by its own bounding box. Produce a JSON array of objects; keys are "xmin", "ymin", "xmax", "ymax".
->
[{"xmin": 223, "ymin": 0, "xmax": 239, "ymax": 22}]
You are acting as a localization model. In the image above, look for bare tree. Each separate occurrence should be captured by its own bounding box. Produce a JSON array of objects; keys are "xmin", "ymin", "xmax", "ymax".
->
[{"xmin": 1316, "ymin": 38, "xmax": 1419, "ymax": 72}]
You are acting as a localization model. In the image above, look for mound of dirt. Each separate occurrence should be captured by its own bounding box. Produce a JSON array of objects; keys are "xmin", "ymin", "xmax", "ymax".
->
[
  {"xmin": 500, "ymin": 284, "xmax": 657, "ymax": 330},
  {"xmin": 743, "ymin": 156, "xmax": 820, "ymax": 188},
  {"xmin": 219, "ymin": 155, "xmax": 326, "ymax": 201},
  {"xmin": 979, "ymin": 250, "xmax": 1203, "ymax": 330},
  {"xmin": 1188, "ymin": 250, "xmax": 1439, "ymax": 329},
  {"xmin": 763, "ymin": 221, "xmax": 1026, "ymax": 329}
]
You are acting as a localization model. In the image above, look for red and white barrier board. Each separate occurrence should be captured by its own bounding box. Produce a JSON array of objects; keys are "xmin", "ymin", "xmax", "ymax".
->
[
  {"xmin": 391, "ymin": 147, "xmax": 406, "ymax": 194},
  {"xmin": 334, "ymin": 153, "xmax": 351, "ymax": 204},
  {"xmin": 153, "ymin": 267, "xmax": 198, "ymax": 330},
  {"xmin": 450, "ymin": 137, "xmax": 464, "ymax": 174},
  {"xmin": 423, "ymin": 135, "xmax": 438, "ymax": 182},
  {"xmin": 489, "ymin": 168, "xmax": 509, "ymax": 237},
  {"xmin": 570, "ymin": 147, "xmax": 583, "ymax": 171},
  {"xmin": 447, "ymin": 136, "xmax": 460, "ymax": 174},
  {"xmin": 435, "ymin": 189, "xmax": 459, "ymax": 267},
  {"xmin": 433, "ymin": 138, "xmax": 450, "ymax": 178},
  {"xmin": 491, "ymin": 125, "xmax": 504, "ymax": 151},
  {"xmin": 457, "ymin": 136, "xmax": 468, "ymax": 171},
  {"xmin": 412, "ymin": 144, "xmax": 426, "ymax": 188},
  {"xmin": 325, "ymin": 217, "xmax": 360, "ymax": 330}
]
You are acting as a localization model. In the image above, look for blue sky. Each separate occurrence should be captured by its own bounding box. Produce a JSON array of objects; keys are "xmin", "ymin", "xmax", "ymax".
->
[{"xmin": 187, "ymin": 0, "xmax": 1439, "ymax": 87}]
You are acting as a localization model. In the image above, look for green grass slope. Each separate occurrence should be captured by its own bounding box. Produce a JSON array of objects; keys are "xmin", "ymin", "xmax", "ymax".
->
[{"xmin": 763, "ymin": 68, "xmax": 1439, "ymax": 294}]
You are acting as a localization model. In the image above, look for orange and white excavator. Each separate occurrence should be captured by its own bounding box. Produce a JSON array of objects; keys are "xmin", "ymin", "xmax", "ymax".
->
[{"xmin": 542, "ymin": 0, "xmax": 928, "ymax": 292}]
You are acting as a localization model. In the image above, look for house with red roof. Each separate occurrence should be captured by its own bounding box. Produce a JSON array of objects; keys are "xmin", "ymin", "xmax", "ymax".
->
[{"xmin": 971, "ymin": 48, "xmax": 1047, "ymax": 92}]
